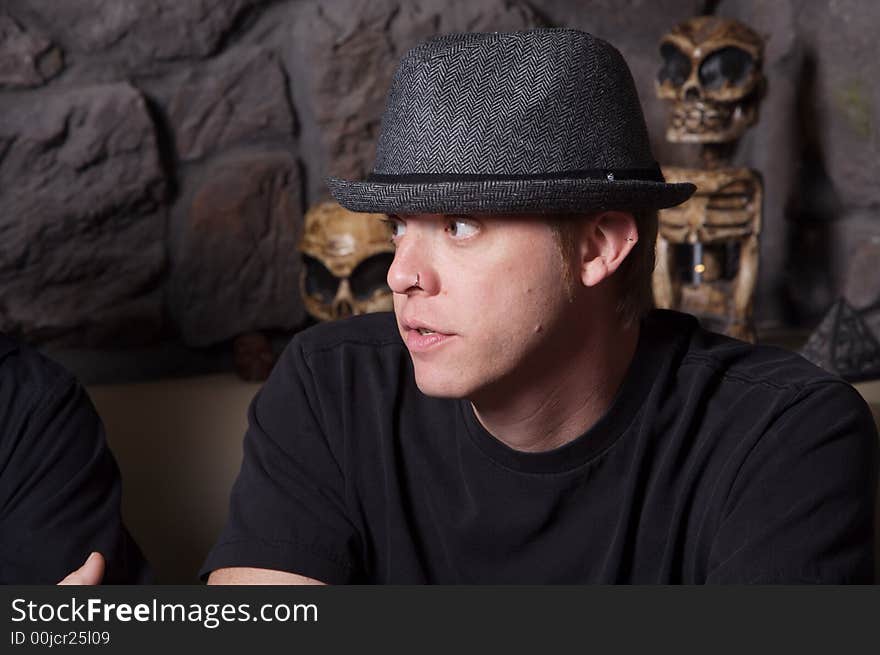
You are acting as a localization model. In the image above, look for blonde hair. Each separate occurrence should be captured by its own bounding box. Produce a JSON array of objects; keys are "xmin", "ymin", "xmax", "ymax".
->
[{"xmin": 547, "ymin": 209, "xmax": 657, "ymax": 327}]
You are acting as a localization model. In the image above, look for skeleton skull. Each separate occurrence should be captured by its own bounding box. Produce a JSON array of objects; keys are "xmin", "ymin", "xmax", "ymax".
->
[
  {"xmin": 298, "ymin": 201, "xmax": 394, "ymax": 321},
  {"xmin": 656, "ymin": 16, "xmax": 765, "ymax": 144}
]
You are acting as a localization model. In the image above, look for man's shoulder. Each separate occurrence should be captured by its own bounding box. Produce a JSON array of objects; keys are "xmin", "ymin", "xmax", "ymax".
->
[
  {"xmin": 647, "ymin": 310, "xmax": 846, "ymax": 394},
  {"xmin": 293, "ymin": 312, "xmax": 404, "ymax": 358}
]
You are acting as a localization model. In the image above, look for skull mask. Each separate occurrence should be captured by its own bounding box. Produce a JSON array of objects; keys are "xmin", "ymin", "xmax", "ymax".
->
[
  {"xmin": 298, "ymin": 201, "xmax": 394, "ymax": 321},
  {"xmin": 656, "ymin": 16, "xmax": 765, "ymax": 144}
]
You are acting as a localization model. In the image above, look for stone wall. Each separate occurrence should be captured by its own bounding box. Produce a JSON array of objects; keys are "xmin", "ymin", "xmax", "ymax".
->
[
  {"xmin": 1, "ymin": 0, "xmax": 878, "ymax": 353},
  {"xmin": 714, "ymin": 0, "xmax": 880, "ymax": 325}
]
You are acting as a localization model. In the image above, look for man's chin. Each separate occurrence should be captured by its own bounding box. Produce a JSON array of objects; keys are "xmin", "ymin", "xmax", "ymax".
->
[{"xmin": 412, "ymin": 368, "xmax": 473, "ymax": 399}]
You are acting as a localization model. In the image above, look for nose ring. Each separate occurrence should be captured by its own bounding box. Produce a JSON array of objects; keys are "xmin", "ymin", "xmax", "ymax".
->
[{"xmin": 414, "ymin": 273, "xmax": 420, "ymax": 287}]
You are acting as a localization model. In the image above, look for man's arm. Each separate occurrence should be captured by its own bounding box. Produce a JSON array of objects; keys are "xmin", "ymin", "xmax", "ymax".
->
[
  {"xmin": 200, "ymin": 337, "xmax": 362, "ymax": 583},
  {"xmin": 207, "ymin": 567, "xmax": 325, "ymax": 585},
  {"xmin": 707, "ymin": 380, "xmax": 878, "ymax": 583}
]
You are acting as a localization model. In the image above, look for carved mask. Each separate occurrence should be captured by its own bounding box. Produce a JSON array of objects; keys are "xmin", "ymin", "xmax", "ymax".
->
[
  {"xmin": 656, "ymin": 16, "xmax": 764, "ymax": 143},
  {"xmin": 298, "ymin": 201, "xmax": 394, "ymax": 321}
]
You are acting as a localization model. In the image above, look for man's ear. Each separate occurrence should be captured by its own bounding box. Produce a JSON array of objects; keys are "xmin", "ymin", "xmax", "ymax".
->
[{"xmin": 579, "ymin": 211, "xmax": 638, "ymax": 288}]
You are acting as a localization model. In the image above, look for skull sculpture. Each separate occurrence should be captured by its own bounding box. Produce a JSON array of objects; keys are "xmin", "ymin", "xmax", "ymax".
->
[
  {"xmin": 656, "ymin": 16, "xmax": 764, "ymax": 144},
  {"xmin": 298, "ymin": 201, "xmax": 394, "ymax": 321}
]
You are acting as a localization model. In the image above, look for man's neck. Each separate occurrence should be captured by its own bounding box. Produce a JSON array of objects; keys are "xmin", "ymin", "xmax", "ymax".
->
[{"xmin": 470, "ymin": 318, "xmax": 640, "ymax": 453}]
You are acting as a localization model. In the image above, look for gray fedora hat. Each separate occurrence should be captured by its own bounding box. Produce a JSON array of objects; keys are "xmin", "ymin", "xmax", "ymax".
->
[{"xmin": 328, "ymin": 28, "xmax": 695, "ymax": 214}]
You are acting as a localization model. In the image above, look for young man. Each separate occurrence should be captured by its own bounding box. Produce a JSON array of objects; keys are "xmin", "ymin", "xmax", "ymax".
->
[{"xmin": 204, "ymin": 29, "xmax": 877, "ymax": 584}]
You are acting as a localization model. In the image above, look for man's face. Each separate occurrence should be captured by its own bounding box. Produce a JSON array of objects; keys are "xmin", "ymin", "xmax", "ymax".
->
[{"xmin": 385, "ymin": 213, "xmax": 577, "ymax": 399}]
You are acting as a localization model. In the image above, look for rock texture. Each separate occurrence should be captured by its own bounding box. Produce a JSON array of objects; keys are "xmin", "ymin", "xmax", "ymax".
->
[
  {"xmin": 0, "ymin": 13, "xmax": 63, "ymax": 88},
  {"xmin": 844, "ymin": 237, "xmax": 880, "ymax": 311},
  {"xmin": 165, "ymin": 47, "xmax": 294, "ymax": 161},
  {"xmin": 169, "ymin": 152, "xmax": 305, "ymax": 346},
  {"xmin": 281, "ymin": 0, "xmax": 542, "ymax": 190},
  {"xmin": 0, "ymin": 83, "xmax": 167, "ymax": 345},
  {"xmin": 797, "ymin": 0, "xmax": 880, "ymax": 208},
  {"xmin": 15, "ymin": 0, "xmax": 258, "ymax": 65}
]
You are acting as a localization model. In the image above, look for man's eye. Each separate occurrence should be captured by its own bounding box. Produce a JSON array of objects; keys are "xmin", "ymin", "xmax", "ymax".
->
[
  {"xmin": 381, "ymin": 218, "xmax": 406, "ymax": 241},
  {"xmin": 446, "ymin": 218, "xmax": 479, "ymax": 239}
]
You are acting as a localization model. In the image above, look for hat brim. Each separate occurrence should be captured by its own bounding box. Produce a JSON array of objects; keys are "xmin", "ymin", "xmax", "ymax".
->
[{"xmin": 327, "ymin": 176, "xmax": 696, "ymax": 215}]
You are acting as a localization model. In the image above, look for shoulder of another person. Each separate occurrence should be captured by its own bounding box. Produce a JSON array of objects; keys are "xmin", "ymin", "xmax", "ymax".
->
[
  {"xmin": 0, "ymin": 333, "xmax": 20, "ymax": 365},
  {"xmin": 0, "ymin": 333, "xmax": 76, "ymax": 403}
]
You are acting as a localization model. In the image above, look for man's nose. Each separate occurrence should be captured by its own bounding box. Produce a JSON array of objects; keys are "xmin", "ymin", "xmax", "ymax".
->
[{"xmin": 387, "ymin": 232, "xmax": 438, "ymax": 295}]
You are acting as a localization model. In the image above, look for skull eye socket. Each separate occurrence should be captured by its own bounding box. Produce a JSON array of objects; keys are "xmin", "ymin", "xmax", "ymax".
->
[
  {"xmin": 698, "ymin": 46, "xmax": 755, "ymax": 91},
  {"xmin": 349, "ymin": 253, "xmax": 394, "ymax": 300},
  {"xmin": 303, "ymin": 255, "xmax": 339, "ymax": 303},
  {"xmin": 658, "ymin": 43, "xmax": 692, "ymax": 87}
]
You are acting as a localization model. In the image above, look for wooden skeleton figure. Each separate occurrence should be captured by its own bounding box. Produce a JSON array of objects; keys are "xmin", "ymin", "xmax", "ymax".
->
[
  {"xmin": 653, "ymin": 16, "xmax": 765, "ymax": 342},
  {"xmin": 653, "ymin": 167, "xmax": 762, "ymax": 341}
]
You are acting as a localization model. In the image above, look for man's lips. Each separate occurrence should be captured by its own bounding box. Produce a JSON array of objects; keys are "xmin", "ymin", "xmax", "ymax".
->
[
  {"xmin": 401, "ymin": 318, "xmax": 452, "ymax": 334},
  {"xmin": 400, "ymin": 319, "xmax": 456, "ymax": 353}
]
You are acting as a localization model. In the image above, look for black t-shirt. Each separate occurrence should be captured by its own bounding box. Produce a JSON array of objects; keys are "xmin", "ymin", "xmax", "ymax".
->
[
  {"xmin": 0, "ymin": 334, "xmax": 151, "ymax": 584},
  {"xmin": 202, "ymin": 310, "xmax": 878, "ymax": 583}
]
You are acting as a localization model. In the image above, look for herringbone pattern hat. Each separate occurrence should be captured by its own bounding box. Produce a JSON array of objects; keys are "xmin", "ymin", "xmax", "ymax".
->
[{"xmin": 328, "ymin": 28, "xmax": 695, "ymax": 214}]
